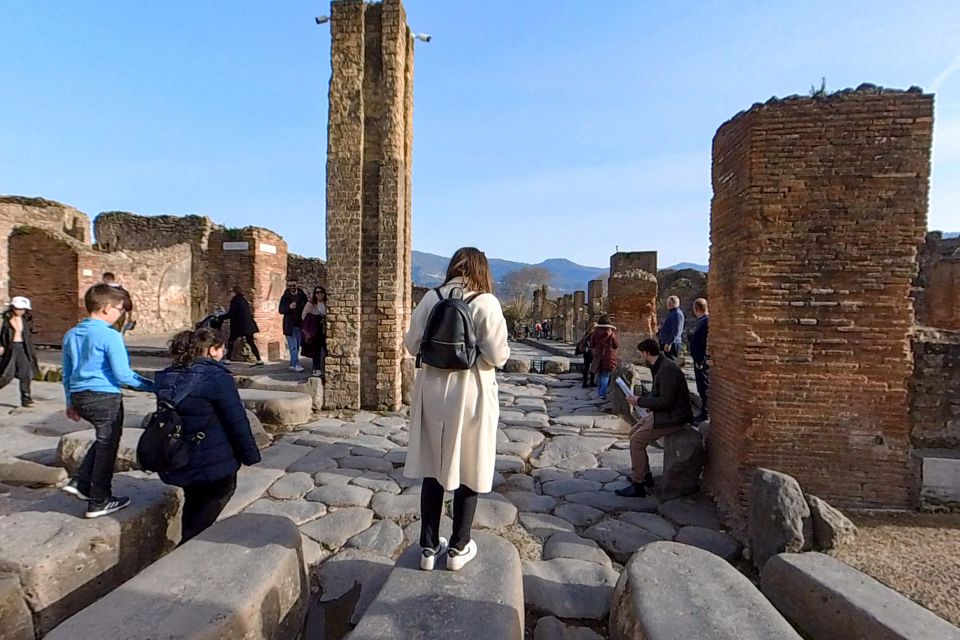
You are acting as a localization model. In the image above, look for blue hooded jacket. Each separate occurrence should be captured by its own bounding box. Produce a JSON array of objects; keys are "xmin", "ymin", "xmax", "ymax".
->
[{"xmin": 153, "ymin": 358, "xmax": 261, "ymax": 487}]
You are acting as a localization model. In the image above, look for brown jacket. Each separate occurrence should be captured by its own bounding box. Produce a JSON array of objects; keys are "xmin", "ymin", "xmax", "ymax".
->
[{"xmin": 589, "ymin": 325, "xmax": 619, "ymax": 372}]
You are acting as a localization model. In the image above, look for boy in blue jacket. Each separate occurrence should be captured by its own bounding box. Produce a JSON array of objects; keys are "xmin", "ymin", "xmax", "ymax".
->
[{"xmin": 61, "ymin": 284, "xmax": 154, "ymax": 518}]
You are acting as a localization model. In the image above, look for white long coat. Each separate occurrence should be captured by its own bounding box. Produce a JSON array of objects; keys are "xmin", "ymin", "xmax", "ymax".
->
[{"xmin": 402, "ymin": 278, "xmax": 510, "ymax": 493}]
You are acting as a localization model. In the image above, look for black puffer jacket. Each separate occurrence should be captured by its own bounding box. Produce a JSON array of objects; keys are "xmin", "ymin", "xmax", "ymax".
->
[
  {"xmin": 0, "ymin": 311, "xmax": 38, "ymax": 377},
  {"xmin": 636, "ymin": 355, "xmax": 693, "ymax": 427},
  {"xmin": 153, "ymin": 358, "xmax": 261, "ymax": 487}
]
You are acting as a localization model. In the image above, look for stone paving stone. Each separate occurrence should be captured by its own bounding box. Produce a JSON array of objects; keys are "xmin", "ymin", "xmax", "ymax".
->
[
  {"xmin": 401, "ymin": 516, "xmax": 453, "ymax": 550},
  {"xmin": 388, "ymin": 431, "xmax": 409, "ymax": 446},
  {"xmin": 542, "ymin": 532, "xmax": 613, "ymax": 568},
  {"xmin": 346, "ymin": 519, "xmax": 404, "ymax": 557},
  {"xmin": 352, "ymin": 411, "xmax": 378, "ymax": 423},
  {"xmin": 541, "ymin": 478, "xmax": 603, "ymax": 497},
  {"xmin": 577, "ymin": 468, "xmax": 621, "ymax": 484},
  {"xmin": 243, "ymin": 498, "xmax": 327, "ymax": 525},
  {"xmin": 567, "ymin": 491, "xmax": 659, "ymax": 514},
  {"xmin": 257, "ymin": 442, "xmax": 314, "ymax": 471},
  {"xmin": 507, "ymin": 474, "xmax": 536, "ymax": 493},
  {"xmin": 502, "ymin": 412, "xmax": 551, "ymax": 429},
  {"xmin": 552, "ymin": 415, "xmax": 597, "ymax": 429},
  {"xmin": 306, "ymin": 484, "xmax": 374, "ymax": 508},
  {"xmin": 497, "ymin": 429, "xmax": 509, "ymax": 443},
  {"xmin": 371, "ymin": 493, "xmax": 422, "ymax": 520},
  {"xmin": 261, "ymin": 473, "xmax": 314, "ymax": 507},
  {"xmin": 495, "ymin": 455, "xmax": 526, "ymax": 474},
  {"xmin": 389, "ymin": 468, "xmax": 418, "ymax": 489},
  {"xmin": 557, "ymin": 452, "xmax": 599, "ymax": 471},
  {"xmin": 300, "ymin": 441, "xmax": 352, "ymax": 459},
  {"xmin": 317, "ymin": 549, "xmax": 394, "ymax": 625},
  {"xmin": 531, "ymin": 467, "xmax": 575, "ymax": 483},
  {"xmin": 372, "ymin": 415, "xmax": 407, "ymax": 428},
  {"xmin": 553, "ymin": 503, "xmax": 605, "ymax": 528},
  {"xmin": 599, "ymin": 449, "xmax": 633, "ymax": 473},
  {"xmin": 313, "ymin": 468, "xmax": 363, "ymax": 485},
  {"xmin": 384, "ymin": 448, "xmax": 407, "ymax": 465},
  {"xmin": 658, "ymin": 496, "xmax": 721, "ymax": 530},
  {"xmin": 469, "ymin": 492, "xmax": 518, "ymax": 529},
  {"xmin": 503, "ymin": 428, "xmax": 545, "ymax": 448},
  {"xmin": 339, "ymin": 455, "xmax": 394, "ymax": 474},
  {"xmin": 675, "ymin": 526, "xmax": 742, "ymax": 562},
  {"xmin": 352, "ymin": 473, "xmax": 401, "ymax": 495},
  {"xmin": 534, "ymin": 616, "xmax": 604, "ymax": 640},
  {"xmin": 221, "ymin": 466, "xmax": 286, "ymax": 519},
  {"xmin": 497, "ymin": 441, "xmax": 533, "ymax": 458},
  {"xmin": 619, "ymin": 512, "xmax": 677, "ymax": 540},
  {"xmin": 305, "ymin": 417, "xmax": 346, "ymax": 429},
  {"xmin": 300, "ymin": 507, "xmax": 375, "ymax": 549},
  {"xmin": 523, "ymin": 557, "xmax": 619, "ymax": 620},
  {"xmin": 543, "ymin": 425, "xmax": 583, "ymax": 437},
  {"xmin": 584, "ymin": 518, "xmax": 660, "ymax": 563},
  {"xmin": 286, "ymin": 452, "xmax": 338, "ymax": 475},
  {"xmin": 531, "ymin": 436, "xmax": 616, "ymax": 469},
  {"xmin": 515, "ymin": 398, "xmax": 548, "ymax": 413},
  {"xmin": 504, "ymin": 490, "xmax": 556, "ymax": 514},
  {"xmin": 520, "ymin": 513, "xmax": 577, "ymax": 539}
]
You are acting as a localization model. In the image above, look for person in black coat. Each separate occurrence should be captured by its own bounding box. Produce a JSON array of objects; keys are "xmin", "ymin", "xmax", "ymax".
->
[
  {"xmin": 154, "ymin": 328, "xmax": 262, "ymax": 543},
  {"xmin": 688, "ymin": 298, "xmax": 710, "ymax": 422},
  {"xmin": 223, "ymin": 286, "xmax": 263, "ymax": 366},
  {"xmin": 0, "ymin": 297, "xmax": 39, "ymax": 407},
  {"xmin": 278, "ymin": 280, "xmax": 308, "ymax": 371}
]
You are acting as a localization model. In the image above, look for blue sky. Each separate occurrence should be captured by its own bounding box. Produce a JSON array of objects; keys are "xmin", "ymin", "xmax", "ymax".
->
[{"xmin": 2, "ymin": 1, "xmax": 959, "ymax": 269}]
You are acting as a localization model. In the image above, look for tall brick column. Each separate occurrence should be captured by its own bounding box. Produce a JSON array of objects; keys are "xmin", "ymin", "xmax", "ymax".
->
[
  {"xmin": 326, "ymin": 0, "xmax": 414, "ymax": 410},
  {"xmin": 588, "ymin": 279, "xmax": 604, "ymax": 316},
  {"xmin": 607, "ymin": 251, "xmax": 658, "ymax": 354},
  {"xmin": 704, "ymin": 86, "xmax": 933, "ymax": 519}
]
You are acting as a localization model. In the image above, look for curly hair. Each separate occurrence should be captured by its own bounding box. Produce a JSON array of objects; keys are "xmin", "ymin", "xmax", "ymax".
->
[{"xmin": 169, "ymin": 328, "xmax": 225, "ymax": 367}]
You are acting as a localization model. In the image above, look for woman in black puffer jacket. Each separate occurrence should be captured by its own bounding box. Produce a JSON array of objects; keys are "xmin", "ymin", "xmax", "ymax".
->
[{"xmin": 154, "ymin": 328, "xmax": 261, "ymax": 543}]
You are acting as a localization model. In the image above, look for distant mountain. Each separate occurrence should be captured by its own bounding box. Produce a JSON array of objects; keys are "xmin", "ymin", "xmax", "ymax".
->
[
  {"xmin": 412, "ymin": 251, "xmax": 608, "ymax": 294},
  {"xmin": 945, "ymin": 232, "xmax": 959, "ymax": 239},
  {"xmin": 664, "ymin": 262, "xmax": 708, "ymax": 272}
]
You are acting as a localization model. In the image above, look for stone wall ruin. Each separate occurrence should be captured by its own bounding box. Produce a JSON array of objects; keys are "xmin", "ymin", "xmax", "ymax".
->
[{"xmin": 607, "ymin": 251, "xmax": 658, "ymax": 354}]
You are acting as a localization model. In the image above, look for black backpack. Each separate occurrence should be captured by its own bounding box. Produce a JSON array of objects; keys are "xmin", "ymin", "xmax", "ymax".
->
[
  {"xmin": 136, "ymin": 380, "xmax": 205, "ymax": 473},
  {"xmin": 416, "ymin": 287, "xmax": 484, "ymax": 370}
]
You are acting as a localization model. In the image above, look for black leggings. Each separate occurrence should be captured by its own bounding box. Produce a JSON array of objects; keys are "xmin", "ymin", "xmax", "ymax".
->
[
  {"xmin": 420, "ymin": 477, "xmax": 478, "ymax": 552},
  {"xmin": 180, "ymin": 474, "xmax": 237, "ymax": 544},
  {"xmin": 229, "ymin": 334, "xmax": 261, "ymax": 361}
]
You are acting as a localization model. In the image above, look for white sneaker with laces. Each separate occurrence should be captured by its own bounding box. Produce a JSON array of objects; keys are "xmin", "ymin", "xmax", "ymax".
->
[
  {"xmin": 292, "ymin": 365, "xmax": 305, "ymax": 372},
  {"xmin": 446, "ymin": 539, "xmax": 478, "ymax": 571},
  {"xmin": 420, "ymin": 536, "xmax": 448, "ymax": 571}
]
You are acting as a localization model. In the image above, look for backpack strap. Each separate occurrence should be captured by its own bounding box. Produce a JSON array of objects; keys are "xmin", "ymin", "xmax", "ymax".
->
[
  {"xmin": 464, "ymin": 292, "xmax": 486, "ymax": 304},
  {"xmin": 416, "ymin": 288, "xmax": 446, "ymax": 368}
]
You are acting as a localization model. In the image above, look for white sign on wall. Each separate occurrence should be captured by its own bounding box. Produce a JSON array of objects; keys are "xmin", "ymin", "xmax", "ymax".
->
[
  {"xmin": 222, "ymin": 241, "xmax": 249, "ymax": 251},
  {"xmin": 259, "ymin": 242, "xmax": 277, "ymax": 255},
  {"xmin": 81, "ymin": 269, "xmax": 94, "ymax": 277}
]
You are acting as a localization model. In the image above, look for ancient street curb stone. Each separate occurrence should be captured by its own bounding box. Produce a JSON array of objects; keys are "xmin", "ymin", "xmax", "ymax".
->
[
  {"xmin": 610, "ymin": 542, "xmax": 802, "ymax": 640},
  {"xmin": 243, "ymin": 498, "xmax": 327, "ymax": 526},
  {"xmin": 45, "ymin": 514, "xmax": 308, "ymax": 640},
  {"xmin": 542, "ymin": 532, "xmax": 613, "ymax": 568},
  {"xmin": 749, "ymin": 468, "xmax": 811, "ymax": 570},
  {"xmin": 805, "ymin": 494, "xmax": 857, "ymax": 550},
  {"xmin": 300, "ymin": 507, "xmax": 375, "ymax": 549},
  {"xmin": 523, "ymin": 557, "xmax": 619, "ymax": 620},
  {"xmin": 660, "ymin": 426, "xmax": 705, "ymax": 500},
  {"xmin": 583, "ymin": 519, "xmax": 660, "ymax": 564},
  {"xmin": 761, "ymin": 552, "xmax": 960, "ymax": 640},
  {"xmin": 675, "ymin": 526, "xmax": 742, "ymax": 562},
  {"xmin": 0, "ymin": 457, "xmax": 67, "ymax": 487},
  {"xmin": 238, "ymin": 388, "xmax": 312, "ymax": 429},
  {"xmin": 57, "ymin": 428, "xmax": 143, "ymax": 474},
  {"xmin": 0, "ymin": 573, "xmax": 34, "ymax": 640}
]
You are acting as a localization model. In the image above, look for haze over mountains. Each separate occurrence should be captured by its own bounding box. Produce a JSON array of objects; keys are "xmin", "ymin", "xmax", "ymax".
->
[{"xmin": 412, "ymin": 250, "xmax": 707, "ymax": 294}]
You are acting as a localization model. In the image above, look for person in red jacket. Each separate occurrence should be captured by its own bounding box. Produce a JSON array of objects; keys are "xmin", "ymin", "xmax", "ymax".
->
[{"xmin": 589, "ymin": 315, "xmax": 619, "ymax": 399}]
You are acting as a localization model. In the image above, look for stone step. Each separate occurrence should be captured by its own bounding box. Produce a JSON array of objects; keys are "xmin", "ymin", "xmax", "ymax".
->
[
  {"xmin": 0, "ymin": 473, "xmax": 182, "ymax": 636},
  {"xmin": 57, "ymin": 428, "xmax": 144, "ymax": 474},
  {"xmin": 236, "ymin": 373, "xmax": 324, "ymax": 413},
  {"xmin": 914, "ymin": 448, "xmax": 960, "ymax": 507},
  {"xmin": 610, "ymin": 541, "xmax": 801, "ymax": 640},
  {"xmin": 238, "ymin": 388, "xmax": 313, "ymax": 430},
  {"xmin": 348, "ymin": 531, "xmax": 524, "ymax": 640},
  {"xmin": 46, "ymin": 512, "xmax": 308, "ymax": 640},
  {"xmin": 761, "ymin": 552, "xmax": 960, "ymax": 640}
]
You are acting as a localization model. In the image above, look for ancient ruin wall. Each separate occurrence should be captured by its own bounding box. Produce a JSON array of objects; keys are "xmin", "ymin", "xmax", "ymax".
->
[
  {"xmin": 910, "ymin": 328, "xmax": 960, "ymax": 449},
  {"xmin": 287, "ymin": 254, "xmax": 328, "ymax": 290},
  {"xmin": 588, "ymin": 279, "xmax": 604, "ymax": 316},
  {"xmin": 326, "ymin": 0, "xmax": 413, "ymax": 410},
  {"xmin": 914, "ymin": 231, "xmax": 960, "ymax": 330},
  {"xmin": 607, "ymin": 250, "xmax": 659, "ymax": 355},
  {"xmin": 0, "ymin": 197, "xmax": 90, "ymax": 305},
  {"xmin": 704, "ymin": 87, "xmax": 933, "ymax": 518}
]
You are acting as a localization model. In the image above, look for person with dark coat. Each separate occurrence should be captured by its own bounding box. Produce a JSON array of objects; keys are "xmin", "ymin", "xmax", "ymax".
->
[
  {"xmin": 278, "ymin": 280, "xmax": 308, "ymax": 372},
  {"xmin": 589, "ymin": 316, "xmax": 619, "ymax": 399},
  {"xmin": 658, "ymin": 295, "xmax": 685, "ymax": 360},
  {"xmin": 0, "ymin": 297, "xmax": 39, "ymax": 407},
  {"xmin": 616, "ymin": 339, "xmax": 693, "ymax": 498},
  {"xmin": 689, "ymin": 298, "xmax": 710, "ymax": 423},
  {"xmin": 576, "ymin": 321, "xmax": 597, "ymax": 388},
  {"xmin": 223, "ymin": 286, "xmax": 263, "ymax": 366},
  {"xmin": 154, "ymin": 328, "xmax": 261, "ymax": 543},
  {"xmin": 301, "ymin": 286, "xmax": 328, "ymax": 380}
]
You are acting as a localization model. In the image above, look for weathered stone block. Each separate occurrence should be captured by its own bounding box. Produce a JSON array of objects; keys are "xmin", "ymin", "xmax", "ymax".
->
[
  {"xmin": 660, "ymin": 425, "xmax": 705, "ymax": 499},
  {"xmin": 749, "ymin": 468, "xmax": 810, "ymax": 570}
]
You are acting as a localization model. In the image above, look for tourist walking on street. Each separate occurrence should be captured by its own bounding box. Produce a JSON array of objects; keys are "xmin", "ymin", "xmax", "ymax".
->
[
  {"xmin": 223, "ymin": 287, "xmax": 264, "ymax": 367},
  {"xmin": 617, "ymin": 339, "xmax": 693, "ymax": 498},
  {"xmin": 689, "ymin": 298, "xmax": 710, "ymax": 423},
  {"xmin": 590, "ymin": 315, "xmax": 619, "ymax": 399},
  {"xmin": 0, "ymin": 296, "xmax": 39, "ymax": 407},
  {"xmin": 403, "ymin": 247, "xmax": 510, "ymax": 572},
  {"xmin": 278, "ymin": 279, "xmax": 308, "ymax": 372},
  {"xmin": 576, "ymin": 321, "xmax": 597, "ymax": 389},
  {"xmin": 154, "ymin": 328, "xmax": 261, "ymax": 543},
  {"xmin": 301, "ymin": 286, "xmax": 328, "ymax": 381},
  {"xmin": 61, "ymin": 284, "xmax": 154, "ymax": 518},
  {"xmin": 658, "ymin": 295, "xmax": 684, "ymax": 361}
]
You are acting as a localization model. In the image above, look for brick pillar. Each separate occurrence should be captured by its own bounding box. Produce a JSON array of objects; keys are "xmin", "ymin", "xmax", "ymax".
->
[
  {"xmin": 607, "ymin": 251, "xmax": 658, "ymax": 354},
  {"xmin": 533, "ymin": 288, "xmax": 544, "ymax": 319},
  {"xmin": 588, "ymin": 279, "xmax": 604, "ymax": 316},
  {"xmin": 704, "ymin": 87, "xmax": 933, "ymax": 519},
  {"xmin": 326, "ymin": 0, "xmax": 413, "ymax": 410}
]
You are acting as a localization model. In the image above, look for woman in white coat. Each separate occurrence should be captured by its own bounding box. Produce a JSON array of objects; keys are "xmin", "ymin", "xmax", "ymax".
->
[{"xmin": 403, "ymin": 247, "xmax": 510, "ymax": 571}]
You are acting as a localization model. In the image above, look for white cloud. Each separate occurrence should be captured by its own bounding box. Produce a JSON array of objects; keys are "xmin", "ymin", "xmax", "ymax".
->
[{"xmin": 930, "ymin": 52, "xmax": 960, "ymax": 94}]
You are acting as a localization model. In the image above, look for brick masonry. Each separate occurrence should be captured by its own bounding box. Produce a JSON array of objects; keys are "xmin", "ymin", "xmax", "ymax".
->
[
  {"xmin": 287, "ymin": 254, "xmax": 328, "ymax": 292},
  {"xmin": 704, "ymin": 86, "xmax": 934, "ymax": 519},
  {"xmin": 325, "ymin": 0, "xmax": 413, "ymax": 410},
  {"xmin": 910, "ymin": 328, "xmax": 960, "ymax": 449},
  {"xmin": 607, "ymin": 251, "xmax": 658, "ymax": 355},
  {"xmin": 914, "ymin": 231, "xmax": 960, "ymax": 331}
]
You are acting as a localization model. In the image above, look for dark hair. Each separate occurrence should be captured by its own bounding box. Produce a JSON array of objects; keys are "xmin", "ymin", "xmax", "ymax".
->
[
  {"xmin": 598, "ymin": 315, "xmax": 611, "ymax": 325},
  {"xmin": 102, "ymin": 272, "xmax": 116, "ymax": 283},
  {"xmin": 232, "ymin": 286, "xmax": 243, "ymax": 296},
  {"xmin": 311, "ymin": 287, "xmax": 327, "ymax": 305},
  {"xmin": 637, "ymin": 338, "xmax": 660, "ymax": 356},
  {"xmin": 444, "ymin": 247, "xmax": 494, "ymax": 294},
  {"xmin": 3, "ymin": 306, "xmax": 32, "ymax": 323},
  {"xmin": 169, "ymin": 328, "xmax": 225, "ymax": 367},
  {"xmin": 84, "ymin": 283, "xmax": 128, "ymax": 314}
]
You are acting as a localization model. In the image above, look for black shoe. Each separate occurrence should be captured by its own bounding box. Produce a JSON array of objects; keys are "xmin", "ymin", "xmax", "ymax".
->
[
  {"xmin": 20, "ymin": 398, "xmax": 34, "ymax": 408},
  {"xmin": 615, "ymin": 483, "xmax": 647, "ymax": 498},
  {"xmin": 61, "ymin": 478, "xmax": 90, "ymax": 501},
  {"xmin": 581, "ymin": 381, "xmax": 589, "ymax": 388},
  {"xmin": 642, "ymin": 472, "xmax": 655, "ymax": 487},
  {"xmin": 85, "ymin": 496, "xmax": 131, "ymax": 519}
]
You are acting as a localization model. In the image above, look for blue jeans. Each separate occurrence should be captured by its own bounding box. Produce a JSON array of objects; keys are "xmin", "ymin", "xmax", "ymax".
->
[
  {"xmin": 286, "ymin": 328, "xmax": 301, "ymax": 366},
  {"xmin": 72, "ymin": 391, "xmax": 124, "ymax": 503},
  {"xmin": 598, "ymin": 371, "xmax": 612, "ymax": 398}
]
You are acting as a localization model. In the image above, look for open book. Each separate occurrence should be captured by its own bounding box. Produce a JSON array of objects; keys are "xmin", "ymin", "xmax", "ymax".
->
[{"xmin": 616, "ymin": 377, "xmax": 651, "ymax": 421}]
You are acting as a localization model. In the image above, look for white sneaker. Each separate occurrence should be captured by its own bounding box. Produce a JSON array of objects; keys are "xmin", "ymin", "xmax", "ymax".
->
[
  {"xmin": 420, "ymin": 536, "xmax": 448, "ymax": 571},
  {"xmin": 292, "ymin": 365, "xmax": 305, "ymax": 372},
  {"xmin": 446, "ymin": 539, "xmax": 477, "ymax": 571}
]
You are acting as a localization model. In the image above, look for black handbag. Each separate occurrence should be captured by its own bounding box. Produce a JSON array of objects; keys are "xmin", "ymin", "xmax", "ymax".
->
[{"xmin": 136, "ymin": 380, "xmax": 205, "ymax": 473}]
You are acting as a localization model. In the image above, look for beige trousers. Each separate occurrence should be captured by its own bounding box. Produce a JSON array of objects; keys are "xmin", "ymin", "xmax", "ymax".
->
[{"xmin": 628, "ymin": 413, "xmax": 683, "ymax": 481}]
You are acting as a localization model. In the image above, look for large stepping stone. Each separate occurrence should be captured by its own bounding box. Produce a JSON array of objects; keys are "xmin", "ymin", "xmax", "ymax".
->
[
  {"xmin": 0, "ymin": 474, "xmax": 181, "ymax": 635},
  {"xmin": 542, "ymin": 532, "xmax": 612, "ymax": 568},
  {"xmin": 238, "ymin": 388, "xmax": 313, "ymax": 429},
  {"xmin": 316, "ymin": 549, "xmax": 394, "ymax": 626},
  {"xmin": 45, "ymin": 513, "xmax": 308, "ymax": 640},
  {"xmin": 675, "ymin": 526, "xmax": 742, "ymax": 562},
  {"xmin": 0, "ymin": 457, "xmax": 67, "ymax": 487},
  {"xmin": 300, "ymin": 507, "xmax": 375, "ymax": 549},
  {"xmin": 660, "ymin": 426, "xmax": 705, "ymax": 499},
  {"xmin": 523, "ymin": 557, "xmax": 619, "ymax": 620},
  {"xmin": 761, "ymin": 552, "xmax": 960, "ymax": 640},
  {"xmin": 567, "ymin": 491, "xmax": 658, "ymax": 514},
  {"xmin": 610, "ymin": 542, "xmax": 801, "ymax": 640},
  {"xmin": 583, "ymin": 518, "xmax": 659, "ymax": 563},
  {"xmin": 349, "ymin": 532, "xmax": 524, "ymax": 639},
  {"xmin": 56, "ymin": 428, "xmax": 143, "ymax": 474},
  {"xmin": 236, "ymin": 373, "xmax": 324, "ymax": 412},
  {"xmin": 243, "ymin": 498, "xmax": 327, "ymax": 525}
]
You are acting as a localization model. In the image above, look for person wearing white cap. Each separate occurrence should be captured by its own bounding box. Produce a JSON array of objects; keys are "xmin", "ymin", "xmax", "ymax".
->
[{"xmin": 0, "ymin": 296, "xmax": 39, "ymax": 407}]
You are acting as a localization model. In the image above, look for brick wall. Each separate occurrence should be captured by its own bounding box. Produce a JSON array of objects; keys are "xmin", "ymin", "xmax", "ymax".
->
[
  {"xmin": 326, "ymin": 0, "xmax": 413, "ymax": 410},
  {"xmin": 704, "ymin": 86, "xmax": 933, "ymax": 520},
  {"xmin": 588, "ymin": 279, "xmax": 604, "ymax": 316},
  {"xmin": 910, "ymin": 328, "xmax": 960, "ymax": 449},
  {"xmin": 287, "ymin": 253, "xmax": 328, "ymax": 290},
  {"xmin": 914, "ymin": 231, "xmax": 960, "ymax": 330},
  {"xmin": 607, "ymin": 251, "xmax": 658, "ymax": 355},
  {"xmin": 0, "ymin": 197, "xmax": 90, "ymax": 305}
]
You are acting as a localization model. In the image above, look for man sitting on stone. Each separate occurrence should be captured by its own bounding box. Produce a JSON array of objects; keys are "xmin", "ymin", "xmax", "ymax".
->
[{"xmin": 616, "ymin": 338, "xmax": 693, "ymax": 498}]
